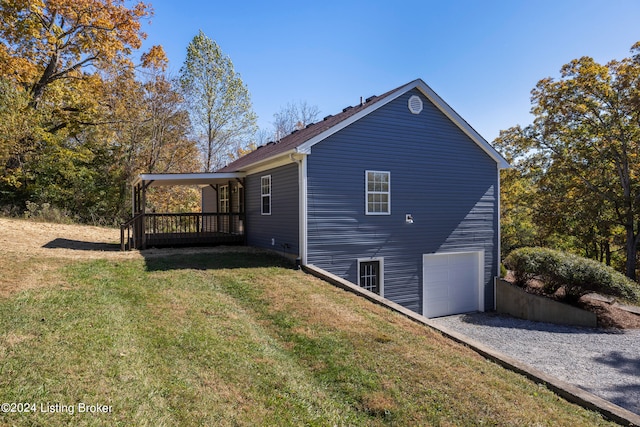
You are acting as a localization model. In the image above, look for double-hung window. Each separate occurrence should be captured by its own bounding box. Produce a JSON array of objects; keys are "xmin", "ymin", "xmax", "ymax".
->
[
  {"xmin": 366, "ymin": 171, "xmax": 390, "ymax": 215},
  {"xmin": 261, "ymin": 175, "xmax": 271, "ymax": 215}
]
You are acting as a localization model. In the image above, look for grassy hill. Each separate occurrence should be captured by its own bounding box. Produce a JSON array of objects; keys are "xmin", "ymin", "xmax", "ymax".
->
[{"xmin": 0, "ymin": 220, "xmax": 617, "ymax": 425}]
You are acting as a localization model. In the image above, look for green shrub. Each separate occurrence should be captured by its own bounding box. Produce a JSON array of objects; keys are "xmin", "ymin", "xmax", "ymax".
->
[
  {"xmin": 500, "ymin": 263, "xmax": 508, "ymax": 278},
  {"xmin": 504, "ymin": 247, "xmax": 640, "ymax": 303}
]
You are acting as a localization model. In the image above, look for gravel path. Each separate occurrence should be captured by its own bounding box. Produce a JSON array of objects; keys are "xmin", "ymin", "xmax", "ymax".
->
[{"xmin": 431, "ymin": 313, "xmax": 640, "ymax": 416}]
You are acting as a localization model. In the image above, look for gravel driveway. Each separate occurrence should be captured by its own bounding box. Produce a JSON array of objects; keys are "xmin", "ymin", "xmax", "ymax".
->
[{"xmin": 431, "ymin": 313, "xmax": 640, "ymax": 416}]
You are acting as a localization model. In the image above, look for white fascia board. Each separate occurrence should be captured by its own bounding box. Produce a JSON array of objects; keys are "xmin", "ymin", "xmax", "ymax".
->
[
  {"xmin": 412, "ymin": 80, "xmax": 511, "ymax": 169},
  {"xmin": 134, "ymin": 172, "xmax": 246, "ymax": 187},
  {"xmin": 295, "ymin": 84, "xmax": 412, "ymax": 154}
]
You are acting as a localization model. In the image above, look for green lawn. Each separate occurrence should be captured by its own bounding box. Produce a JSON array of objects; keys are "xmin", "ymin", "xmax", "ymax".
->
[{"xmin": 0, "ymin": 251, "xmax": 616, "ymax": 426}]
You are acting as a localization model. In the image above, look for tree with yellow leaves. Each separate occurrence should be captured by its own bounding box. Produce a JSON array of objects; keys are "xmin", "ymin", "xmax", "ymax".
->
[
  {"xmin": 497, "ymin": 42, "xmax": 640, "ymax": 280},
  {"xmin": 0, "ymin": 0, "xmax": 180, "ymax": 223},
  {"xmin": 0, "ymin": 0, "xmax": 162, "ymax": 107}
]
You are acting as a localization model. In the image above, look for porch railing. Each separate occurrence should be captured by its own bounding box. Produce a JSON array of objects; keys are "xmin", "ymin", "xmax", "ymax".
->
[
  {"xmin": 120, "ymin": 212, "xmax": 144, "ymax": 251},
  {"xmin": 121, "ymin": 212, "xmax": 245, "ymax": 250}
]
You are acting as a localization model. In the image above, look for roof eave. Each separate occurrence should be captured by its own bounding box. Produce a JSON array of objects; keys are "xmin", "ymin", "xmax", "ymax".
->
[
  {"xmin": 297, "ymin": 78, "xmax": 510, "ymax": 168},
  {"xmin": 224, "ymin": 78, "xmax": 510, "ymax": 171},
  {"xmin": 227, "ymin": 149, "xmax": 300, "ymax": 174},
  {"xmin": 296, "ymin": 83, "xmax": 412, "ymax": 153},
  {"xmin": 133, "ymin": 172, "xmax": 246, "ymax": 188},
  {"xmin": 412, "ymin": 80, "xmax": 511, "ymax": 169}
]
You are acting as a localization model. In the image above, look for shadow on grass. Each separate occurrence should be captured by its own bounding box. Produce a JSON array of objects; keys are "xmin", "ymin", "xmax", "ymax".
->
[
  {"xmin": 43, "ymin": 238, "xmax": 120, "ymax": 252},
  {"xmin": 143, "ymin": 249, "xmax": 294, "ymax": 272}
]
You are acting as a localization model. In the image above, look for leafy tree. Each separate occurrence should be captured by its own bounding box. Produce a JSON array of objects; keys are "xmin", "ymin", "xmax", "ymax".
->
[
  {"xmin": 0, "ymin": 79, "xmax": 39, "ymax": 190},
  {"xmin": 497, "ymin": 43, "xmax": 640, "ymax": 280},
  {"xmin": 139, "ymin": 72, "xmax": 199, "ymax": 174},
  {"xmin": 0, "ymin": 0, "xmax": 157, "ymax": 108},
  {"xmin": 99, "ymin": 60, "xmax": 200, "ymax": 219},
  {"xmin": 0, "ymin": 0, "xmax": 169, "ymax": 222},
  {"xmin": 179, "ymin": 30, "xmax": 257, "ymax": 172},
  {"xmin": 534, "ymin": 161, "xmax": 619, "ymax": 265},
  {"xmin": 495, "ymin": 127, "xmax": 545, "ymax": 256}
]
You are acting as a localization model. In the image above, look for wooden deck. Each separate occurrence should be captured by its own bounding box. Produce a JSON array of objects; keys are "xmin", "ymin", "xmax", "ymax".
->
[{"xmin": 121, "ymin": 212, "xmax": 245, "ymax": 250}]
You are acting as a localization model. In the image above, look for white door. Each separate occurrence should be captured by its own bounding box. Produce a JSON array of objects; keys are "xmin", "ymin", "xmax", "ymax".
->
[{"xmin": 423, "ymin": 251, "xmax": 483, "ymax": 318}]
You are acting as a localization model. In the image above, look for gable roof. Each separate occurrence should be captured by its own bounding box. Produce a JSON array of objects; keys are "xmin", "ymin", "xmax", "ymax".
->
[{"xmin": 218, "ymin": 79, "xmax": 509, "ymax": 172}]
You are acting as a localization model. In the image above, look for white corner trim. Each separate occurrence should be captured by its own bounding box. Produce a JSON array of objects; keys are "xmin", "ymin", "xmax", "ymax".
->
[
  {"xmin": 496, "ymin": 165, "xmax": 502, "ymax": 310},
  {"xmin": 297, "ymin": 154, "xmax": 308, "ymax": 265}
]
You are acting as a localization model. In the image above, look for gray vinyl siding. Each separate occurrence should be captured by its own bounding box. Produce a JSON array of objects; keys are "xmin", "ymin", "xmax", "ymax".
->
[
  {"xmin": 246, "ymin": 163, "xmax": 299, "ymax": 256},
  {"xmin": 201, "ymin": 182, "xmax": 242, "ymax": 213},
  {"xmin": 306, "ymin": 89, "xmax": 498, "ymax": 314},
  {"xmin": 201, "ymin": 186, "xmax": 217, "ymax": 213}
]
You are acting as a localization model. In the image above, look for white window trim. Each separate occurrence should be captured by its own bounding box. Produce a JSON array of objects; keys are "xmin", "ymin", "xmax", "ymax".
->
[
  {"xmin": 357, "ymin": 257, "xmax": 384, "ymax": 297},
  {"xmin": 365, "ymin": 170, "xmax": 391, "ymax": 215},
  {"xmin": 261, "ymin": 175, "xmax": 271, "ymax": 216}
]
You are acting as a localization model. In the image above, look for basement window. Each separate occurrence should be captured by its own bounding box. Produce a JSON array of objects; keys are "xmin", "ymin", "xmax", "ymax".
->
[{"xmin": 358, "ymin": 258, "xmax": 384, "ymax": 296}]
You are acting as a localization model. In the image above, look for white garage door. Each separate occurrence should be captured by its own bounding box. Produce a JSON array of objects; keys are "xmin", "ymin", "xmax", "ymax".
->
[{"xmin": 423, "ymin": 251, "xmax": 483, "ymax": 318}]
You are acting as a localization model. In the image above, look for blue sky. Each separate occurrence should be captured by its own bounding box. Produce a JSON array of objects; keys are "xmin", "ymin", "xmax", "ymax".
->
[{"xmin": 137, "ymin": 0, "xmax": 640, "ymax": 143}]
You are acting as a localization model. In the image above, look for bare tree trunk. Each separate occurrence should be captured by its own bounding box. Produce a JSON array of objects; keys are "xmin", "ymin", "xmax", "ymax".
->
[
  {"xmin": 625, "ymin": 225, "xmax": 637, "ymax": 281},
  {"xmin": 30, "ymin": 52, "xmax": 59, "ymax": 109}
]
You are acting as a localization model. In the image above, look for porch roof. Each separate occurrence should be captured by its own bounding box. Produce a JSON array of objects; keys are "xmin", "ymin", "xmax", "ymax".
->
[{"xmin": 133, "ymin": 172, "xmax": 246, "ymax": 188}]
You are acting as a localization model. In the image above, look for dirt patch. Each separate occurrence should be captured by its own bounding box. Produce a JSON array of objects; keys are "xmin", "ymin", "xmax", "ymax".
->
[
  {"xmin": 504, "ymin": 271, "xmax": 640, "ymax": 329},
  {"xmin": 576, "ymin": 298, "xmax": 640, "ymax": 329}
]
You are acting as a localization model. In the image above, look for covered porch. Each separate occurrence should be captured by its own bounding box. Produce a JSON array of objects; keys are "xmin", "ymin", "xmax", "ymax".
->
[{"xmin": 121, "ymin": 172, "xmax": 246, "ymax": 250}]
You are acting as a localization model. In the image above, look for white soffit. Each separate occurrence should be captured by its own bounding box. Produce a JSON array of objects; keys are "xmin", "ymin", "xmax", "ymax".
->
[{"xmin": 134, "ymin": 172, "xmax": 246, "ymax": 187}]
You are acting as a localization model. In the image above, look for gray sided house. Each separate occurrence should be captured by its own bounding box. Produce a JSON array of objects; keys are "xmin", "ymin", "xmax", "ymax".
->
[{"xmin": 209, "ymin": 78, "xmax": 510, "ymax": 318}]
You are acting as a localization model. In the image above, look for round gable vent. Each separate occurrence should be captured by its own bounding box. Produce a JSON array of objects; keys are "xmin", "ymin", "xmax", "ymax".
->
[{"xmin": 408, "ymin": 95, "xmax": 423, "ymax": 114}]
